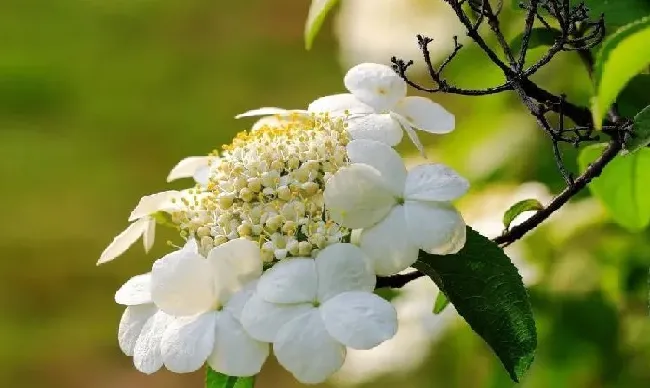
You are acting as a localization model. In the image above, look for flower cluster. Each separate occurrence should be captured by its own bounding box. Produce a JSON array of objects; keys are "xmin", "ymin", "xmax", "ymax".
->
[{"xmin": 100, "ymin": 63, "xmax": 469, "ymax": 384}]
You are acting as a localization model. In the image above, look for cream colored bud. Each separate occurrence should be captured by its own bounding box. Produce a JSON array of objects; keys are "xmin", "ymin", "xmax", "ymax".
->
[
  {"xmin": 287, "ymin": 157, "xmax": 300, "ymax": 170},
  {"xmin": 282, "ymin": 220, "xmax": 297, "ymax": 234},
  {"xmin": 218, "ymin": 193, "xmax": 234, "ymax": 209},
  {"xmin": 196, "ymin": 226, "xmax": 211, "ymax": 238},
  {"xmin": 247, "ymin": 177, "xmax": 262, "ymax": 193},
  {"xmin": 234, "ymin": 177, "xmax": 248, "ymax": 190},
  {"xmin": 277, "ymin": 185, "xmax": 292, "ymax": 201},
  {"xmin": 287, "ymin": 240, "xmax": 300, "ymax": 256},
  {"xmin": 311, "ymin": 233, "xmax": 327, "ymax": 249},
  {"xmin": 274, "ymin": 249, "xmax": 288, "ymax": 260},
  {"xmin": 262, "ymin": 187, "xmax": 275, "ymax": 197},
  {"xmin": 301, "ymin": 181, "xmax": 319, "ymax": 196},
  {"xmin": 270, "ymin": 160, "xmax": 284, "ymax": 171},
  {"xmin": 237, "ymin": 223, "xmax": 252, "ymax": 236},
  {"xmin": 251, "ymin": 224, "xmax": 263, "ymax": 236},
  {"xmin": 214, "ymin": 235, "xmax": 229, "ymax": 246},
  {"xmin": 298, "ymin": 241, "xmax": 312, "ymax": 256},
  {"xmin": 200, "ymin": 236, "xmax": 214, "ymax": 251},
  {"xmin": 239, "ymin": 188, "xmax": 254, "ymax": 202}
]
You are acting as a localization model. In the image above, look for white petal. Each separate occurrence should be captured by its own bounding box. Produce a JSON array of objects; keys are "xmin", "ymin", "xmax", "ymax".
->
[
  {"xmin": 207, "ymin": 238, "xmax": 263, "ymax": 304},
  {"xmin": 393, "ymin": 96, "xmax": 455, "ymax": 134},
  {"xmin": 208, "ymin": 311, "xmax": 269, "ymax": 376},
  {"xmin": 128, "ymin": 191, "xmax": 181, "ymax": 222},
  {"xmin": 274, "ymin": 310, "xmax": 346, "ymax": 384},
  {"xmin": 223, "ymin": 281, "xmax": 257, "ymax": 321},
  {"xmin": 346, "ymin": 114, "xmax": 403, "ymax": 146},
  {"xmin": 193, "ymin": 165, "xmax": 210, "ymax": 185},
  {"xmin": 346, "ymin": 139, "xmax": 407, "ymax": 195},
  {"xmin": 404, "ymin": 164, "xmax": 469, "ymax": 202},
  {"xmin": 166, "ymin": 156, "xmax": 213, "ymax": 182},
  {"xmin": 404, "ymin": 200, "xmax": 467, "ymax": 254},
  {"xmin": 115, "ymin": 273, "xmax": 152, "ymax": 305},
  {"xmin": 142, "ymin": 218, "xmax": 156, "ymax": 253},
  {"xmin": 151, "ymin": 248, "xmax": 215, "ymax": 316},
  {"xmin": 235, "ymin": 107, "xmax": 307, "ymax": 118},
  {"xmin": 359, "ymin": 206, "xmax": 420, "ymax": 276},
  {"xmin": 160, "ymin": 312, "xmax": 217, "ymax": 373},
  {"xmin": 323, "ymin": 164, "xmax": 396, "ymax": 229},
  {"xmin": 315, "ymin": 244, "xmax": 375, "ymax": 302},
  {"xmin": 133, "ymin": 311, "xmax": 173, "ymax": 374},
  {"xmin": 344, "ymin": 63, "xmax": 406, "ymax": 112},
  {"xmin": 308, "ymin": 93, "xmax": 374, "ymax": 115},
  {"xmin": 97, "ymin": 218, "xmax": 149, "ymax": 265},
  {"xmin": 392, "ymin": 112, "xmax": 426, "ymax": 157},
  {"xmin": 240, "ymin": 293, "xmax": 314, "ymax": 342},
  {"xmin": 257, "ymin": 258, "xmax": 317, "ymax": 304},
  {"xmin": 118, "ymin": 304, "xmax": 157, "ymax": 356},
  {"xmin": 320, "ymin": 291, "xmax": 397, "ymax": 349},
  {"xmin": 430, "ymin": 220, "xmax": 467, "ymax": 255}
]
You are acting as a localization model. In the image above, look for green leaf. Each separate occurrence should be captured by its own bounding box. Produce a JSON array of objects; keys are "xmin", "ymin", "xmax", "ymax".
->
[
  {"xmin": 592, "ymin": 16, "xmax": 650, "ymax": 128},
  {"xmin": 206, "ymin": 367, "xmax": 255, "ymax": 388},
  {"xmin": 502, "ymin": 199, "xmax": 544, "ymax": 230},
  {"xmin": 617, "ymin": 74, "xmax": 650, "ymax": 117},
  {"xmin": 576, "ymin": 0, "xmax": 650, "ymax": 31},
  {"xmin": 413, "ymin": 227, "xmax": 537, "ymax": 382},
  {"xmin": 510, "ymin": 27, "xmax": 561, "ymax": 54},
  {"xmin": 433, "ymin": 291, "xmax": 450, "ymax": 314},
  {"xmin": 627, "ymin": 105, "xmax": 650, "ymax": 152},
  {"xmin": 304, "ymin": 0, "xmax": 340, "ymax": 50},
  {"xmin": 579, "ymin": 144, "xmax": 650, "ymax": 230}
]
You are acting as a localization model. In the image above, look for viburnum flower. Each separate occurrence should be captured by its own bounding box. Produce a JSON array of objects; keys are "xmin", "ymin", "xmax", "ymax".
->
[
  {"xmin": 324, "ymin": 139, "xmax": 468, "ymax": 275},
  {"xmin": 114, "ymin": 271, "xmax": 173, "ymax": 374},
  {"xmin": 313, "ymin": 62, "xmax": 455, "ymax": 153},
  {"xmin": 234, "ymin": 63, "xmax": 454, "ymax": 154},
  {"xmin": 166, "ymin": 156, "xmax": 218, "ymax": 185},
  {"xmin": 150, "ymin": 238, "xmax": 269, "ymax": 376},
  {"xmin": 240, "ymin": 243, "xmax": 398, "ymax": 384},
  {"xmin": 98, "ymin": 191, "xmax": 181, "ymax": 264}
]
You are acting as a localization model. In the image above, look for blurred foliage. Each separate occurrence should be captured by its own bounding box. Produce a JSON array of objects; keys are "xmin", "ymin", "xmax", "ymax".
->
[{"xmin": 0, "ymin": 0, "xmax": 649, "ymax": 387}]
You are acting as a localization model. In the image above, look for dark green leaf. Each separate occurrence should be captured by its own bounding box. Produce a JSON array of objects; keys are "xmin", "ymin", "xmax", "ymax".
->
[
  {"xmin": 592, "ymin": 16, "xmax": 650, "ymax": 127},
  {"xmin": 617, "ymin": 74, "xmax": 650, "ymax": 117},
  {"xmin": 206, "ymin": 367, "xmax": 255, "ymax": 388},
  {"xmin": 304, "ymin": 0, "xmax": 340, "ymax": 50},
  {"xmin": 433, "ymin": 291, "xmax": 450, "ymax": 314},
  {"xmin": 575, "ymin": 0, "xmax": 650, "ymax": 31},
  {"xmin": 510, "ymin": 27, "xmax": 562, "ymax": 54},
  {"xmin": 579, "ymin": 144, "xmax": 650, "ymax": 230},
  {"xmin": 413, "ymin": 227, "xmax": 536, "ymax": 382},
  {"xmin": 503, "ymin": 199, "xmax": 544, "ymax": 230},
  {"xmin": 626, "ymin": 105, "xmax": 650, "ymax": 152}
]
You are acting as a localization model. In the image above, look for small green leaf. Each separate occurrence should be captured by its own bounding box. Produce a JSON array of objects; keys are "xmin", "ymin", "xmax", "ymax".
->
[
  {"xmin": 510, "ymin": 27, "xmax": 561, "ymax": 54},
  {"xmin": 433, "ymin": 291, "xmax": 450, "ymax": 314},
  {"xmin": 592, "ymin": 16, "xmax": 650, "ymax": 128},
  {"xmin": 626, "ymin": 105, "xmax": 650, "ymax": 152},
  {"xmin": 579, "ymin": 144, "xmax": 650, "ymax": 230},
  {"xmin": 502, "ymin": 199, "xmax": 544, "ymax": 230},
  {"xmin": 304, "ymin": 0, "xmax": 340, "ymax": 50},
  {"xmin": 206, "ymin": 367, "xmax": 255, "ymax": 388},
  {"xmin": 414, "ymin": 228, "xmax": 537, "ymax": 382}
]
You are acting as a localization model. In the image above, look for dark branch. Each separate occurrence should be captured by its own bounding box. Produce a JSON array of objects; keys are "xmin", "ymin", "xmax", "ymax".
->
[{"xmin": 376, "ymin": 271, "xmax": 424, "ymax": 289}]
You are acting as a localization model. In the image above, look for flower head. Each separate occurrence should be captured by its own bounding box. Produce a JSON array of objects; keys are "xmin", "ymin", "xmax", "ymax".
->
[
  {"xmin": 240, "ymin": 243, "xmax": 397, "ymax": 384},
  {"xmin": 324, "ymin": 139, "xmax": 468, "ymax": 275},
  {"xmin": 149, "ymin": 238, "xmax": 268, "ymax": 376}
]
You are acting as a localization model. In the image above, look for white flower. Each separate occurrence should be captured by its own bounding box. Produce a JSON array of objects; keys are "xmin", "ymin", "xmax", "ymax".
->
[
  {"xmin": 150, "ymin": 238, "xmax": 269, "ymax": 376},
  {"xmin": 324, "ymin": 139, "xmax": 468, "ymax": 275},
  {"xmin": 240, "ymin": 243, "xmax": 398, "ymax": 384},
  {"xmin": 114, "ymin": 271, "xmax": 173, "ymax": 374},
  {"xmin": 167, "ymin": 156, "xmax": 218, "ymax": 185},
  {"xmin": 310, "ymin": 63, "xmax": 455, "ymax": 154},
  {"xmin": 98, "ymin": 191, "xmax": 181, "ymax": 264}
]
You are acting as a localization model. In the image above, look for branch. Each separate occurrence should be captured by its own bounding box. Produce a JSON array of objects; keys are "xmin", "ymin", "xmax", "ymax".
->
[
  {"xmin": 376, "ymin": 271, "xmax": 425, "ymax": 289},
  {"xmin": 494, "ymin": 138, "xmax": 623, "ymax": 246}
]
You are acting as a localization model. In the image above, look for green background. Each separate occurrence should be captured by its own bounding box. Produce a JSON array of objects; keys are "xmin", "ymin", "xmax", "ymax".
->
[{"xmin": 1, "ymin": 0, "xmax": 649, "ymax": 387}]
